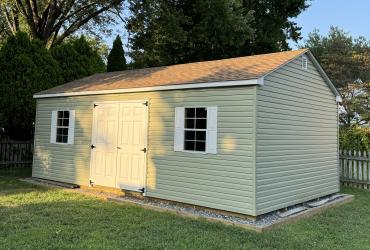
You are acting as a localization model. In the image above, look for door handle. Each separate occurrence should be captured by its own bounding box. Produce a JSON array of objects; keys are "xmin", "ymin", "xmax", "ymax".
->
[{"xmin": 117, "ymin": 146, "xmax": 121, "ymax": 149}]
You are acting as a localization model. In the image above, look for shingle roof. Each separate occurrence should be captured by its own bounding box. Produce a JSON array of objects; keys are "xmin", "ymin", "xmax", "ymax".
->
[{"xmin": 36, "ymin": 49, "xmax": 308, "ymax": 96}]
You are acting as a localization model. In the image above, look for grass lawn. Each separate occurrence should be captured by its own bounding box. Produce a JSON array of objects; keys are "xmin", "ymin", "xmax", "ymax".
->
[{"xmin": 1, "ymin": 169, "xmax": 370, "ymax": 250}]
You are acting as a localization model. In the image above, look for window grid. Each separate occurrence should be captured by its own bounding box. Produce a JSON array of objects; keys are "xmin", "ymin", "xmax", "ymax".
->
[
  {"xmin": 184, "ymin": 107, "xmax": 207, "ymax": 152},
  {"xmin": 56, "ymin": 111, "xmax": 69, "ymax": 143}
]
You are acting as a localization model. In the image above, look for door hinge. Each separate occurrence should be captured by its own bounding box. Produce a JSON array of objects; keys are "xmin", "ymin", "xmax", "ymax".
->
[
  {"xmin": 143, "ymin": 101, "xmax": 148, "ymax": 106},
  {"xmin": 139, "ymin": 187, "xmax": 145, "ymax": 193},
  {"xmin": 93, "ymin": 104, "xmax": 99, "ymax": 108},
  {"xmin": 140, "ymin": 147, "xmax": 147, "ymax": 153},
  {"xmin": 89, "ymin": 180, "xmax": 94, "ymax": 187},
  {"xmin": 91, "ymin": 144, "xmax": 96, "ymax": 149}
]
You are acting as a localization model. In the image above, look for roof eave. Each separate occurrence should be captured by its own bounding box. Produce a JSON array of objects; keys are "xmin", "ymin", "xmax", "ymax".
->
[
  {"xmin": 33, "ymin": 78, "xmax": 264, "ymax": 99},
  {"xmin": 305, "ymin": 51, "xmax": 342, "ymax": 102}
]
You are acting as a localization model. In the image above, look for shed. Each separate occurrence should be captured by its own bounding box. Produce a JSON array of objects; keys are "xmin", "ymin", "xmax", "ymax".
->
[{"xmin": 32, "ymin": 49, "xmax": 341, "ymax": 216}]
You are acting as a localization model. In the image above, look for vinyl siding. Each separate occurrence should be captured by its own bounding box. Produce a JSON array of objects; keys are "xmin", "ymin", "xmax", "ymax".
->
[
  {"xmin": 255, "ymin": 55, "xmax": 339, "ymax": 215},
  {"xmin": 33, "ymin": 86, "xmax": 256, "ymax": 215}
]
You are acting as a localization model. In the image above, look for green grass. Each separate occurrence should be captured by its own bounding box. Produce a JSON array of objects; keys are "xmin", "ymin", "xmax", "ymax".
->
[{"xmin": 1, "ymin": 169, "xmax": 370, "ymax": 250}]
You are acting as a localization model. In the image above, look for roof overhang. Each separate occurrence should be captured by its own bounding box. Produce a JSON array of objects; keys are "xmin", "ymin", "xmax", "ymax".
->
[{"xmin": 33, "ymin": 78, "xmax": 264, "ymax": 99}]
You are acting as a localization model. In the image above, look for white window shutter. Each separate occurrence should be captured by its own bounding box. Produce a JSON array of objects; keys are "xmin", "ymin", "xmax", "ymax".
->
[
  {"xmin": 67, "ymin": 110, "xmax": 75, "ymax": 145},
  {"xmin": 206, "ymin": 107, "xmax": 218, "ymax": 154},
  {"xmin": 174, "ymin": 107, "xmax": 185, "ymax": 151},
  {"xmin": 50, "ymin": 111, "xmax": 57, "ymax": 144}
]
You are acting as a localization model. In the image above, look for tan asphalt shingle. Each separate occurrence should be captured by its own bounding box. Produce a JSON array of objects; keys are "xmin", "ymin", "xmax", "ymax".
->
[{"xmin": 36, "ymin": 49, "xmax": 308, "ymax": 95}]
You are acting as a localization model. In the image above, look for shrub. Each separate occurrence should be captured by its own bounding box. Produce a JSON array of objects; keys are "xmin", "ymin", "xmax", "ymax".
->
[
  {"xmin": 339, "ymin": 126, "xmax": 370, "ymax": 151},
  {"xmin": 0, "ymin": 32, "xmax": 62, "ymax": 140}
]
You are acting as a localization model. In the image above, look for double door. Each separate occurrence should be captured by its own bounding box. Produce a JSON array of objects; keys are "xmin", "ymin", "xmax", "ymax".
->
[{"xmin": 90, "ymin": 101, "xmax": 148, "ymax": 191}]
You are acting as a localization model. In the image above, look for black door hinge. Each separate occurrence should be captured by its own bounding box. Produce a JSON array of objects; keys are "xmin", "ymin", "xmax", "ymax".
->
[
  {"xmin": 94, "ymin": 104, "xmax": 99, "ymax": 108},
  {"xmin": 143, "ymin": 101, "xmax": 148, "ymax": 106},
  {"xmin": 91, "ymin": 144, "xmax": 96, "ymax": 149},
  {"xmin": 140, "ymin": 147, "xmax": 147, "ymax": 153},
  {"xmin": 139, "ymin": 187, "xmax": 145, "ymax": 193}
]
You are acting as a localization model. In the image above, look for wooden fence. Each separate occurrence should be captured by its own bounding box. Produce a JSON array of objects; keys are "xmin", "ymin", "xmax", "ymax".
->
[
  {"xmin": 0, "ymin": 142, "xmax": 33, "ymax": 168},
  {"xmin": 340, "ymin": 150, "xmax": 370, "ymax": 190}
]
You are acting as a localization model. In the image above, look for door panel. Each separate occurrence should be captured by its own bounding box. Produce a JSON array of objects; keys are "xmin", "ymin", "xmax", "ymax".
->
[
  {"xmin": 116, "ymin": 103, "xmax": 147, "ymax": 190},
  {"xmin": 90, "ymin": 104, "xmax": 119, "ymax": 187}
]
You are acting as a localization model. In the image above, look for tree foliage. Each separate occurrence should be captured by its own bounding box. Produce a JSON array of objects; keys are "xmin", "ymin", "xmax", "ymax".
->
[
  {"xmin": 303, "ymin": 27, "xmax": 370, "ymax": 126},
  {"xmin": 242, "ymin": 0, "xmax": 309, "ymax": 54},
  {"xmin": 107, "ymin": 35, "xmax": 126, "ymax": 72},
  {"xmin": 0, "ymin": 0, "xmax": 124, "ymax": 47},
  {"xmin": 340, "ymin": 126, "xmax": 369, "ymax": 151},
  {"xmin": 126, "ymin": 0, "xmax": 308, "ymax": 68},
  {"xmin": 127, "ymin": 0, "xmax": 255, "ymax": 67},
  {"xmin": 0, "ymin": 32, "xmax": 62, "ymax": 139},
  {"xmin": 51, "ymin": 36, "xmax": 106, "ymax": 83}
]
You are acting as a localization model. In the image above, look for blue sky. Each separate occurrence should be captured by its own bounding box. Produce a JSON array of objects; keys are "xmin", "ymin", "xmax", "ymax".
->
[
  {"xmin": 104, "ymin": 0, "xmax": 370, "ymax": 50},
  {"xmin": 290, "ymin": 0, "xmax": 370, "ymax": 48}
]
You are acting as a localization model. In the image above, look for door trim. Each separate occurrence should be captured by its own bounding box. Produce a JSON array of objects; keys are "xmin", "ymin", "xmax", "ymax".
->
[{"xmin": 89, "ymin": 99, "xmax": 149, "ymax": 192}]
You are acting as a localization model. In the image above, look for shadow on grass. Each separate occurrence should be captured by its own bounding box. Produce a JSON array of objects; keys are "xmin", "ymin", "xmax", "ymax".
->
[{"xmin": 0, "ymin": 167, "xmax": 32, "ymax": 178}]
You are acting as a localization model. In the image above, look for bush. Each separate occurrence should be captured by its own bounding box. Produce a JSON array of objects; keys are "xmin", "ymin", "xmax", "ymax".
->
[
  {"xmin": 51, "ymin": 36, "xmax": 106, "ymax": 83},
  {"xmin": 0, "ymin": 32, "xmax": 62, "ymax": 140},
  {"xmin": 339, "ymin": 126, "xmax": 370, "ymax": 151}
]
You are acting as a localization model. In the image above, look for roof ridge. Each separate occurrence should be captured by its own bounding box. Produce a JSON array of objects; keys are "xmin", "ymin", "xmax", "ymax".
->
[{"xmin": 98, "ymin": 49, "xmax": 309, "ymax": 76}]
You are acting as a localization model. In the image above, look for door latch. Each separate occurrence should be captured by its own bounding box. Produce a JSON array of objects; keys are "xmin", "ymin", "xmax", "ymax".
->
[
  {"xmin": 91, "ymin": 144, "xmax": 96, "ymax": 149},
  {"xmin": 140, "ymin": 147, "xmax": 147, "ymax": 153}
]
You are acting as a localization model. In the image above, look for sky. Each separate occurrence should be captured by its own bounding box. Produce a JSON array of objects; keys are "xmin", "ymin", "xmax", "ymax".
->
[
  {"xmin": 103, "ymin": 0, "xmax": 370, "ymax": 50},
  {"xmin": 290, "ymin": 0, "xmax": 370, "ymax": 48}
]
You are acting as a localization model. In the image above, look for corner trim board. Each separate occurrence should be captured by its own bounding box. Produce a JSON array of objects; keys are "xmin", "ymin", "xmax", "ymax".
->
[{"xmin": 33, "ymin": 78, "xmax": 264, "ymax": 99}]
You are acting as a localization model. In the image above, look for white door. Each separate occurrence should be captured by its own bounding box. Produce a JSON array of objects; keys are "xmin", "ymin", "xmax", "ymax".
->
[
  {"xmin": 90, "ymin": 101, "xmax": 148, "ymax": 190},
  {"xmin": 90, "ymin": 103, "xmax": 119, "ymax": 187},
  {"xmin": 116, "ymin": 102, "xmax": 148, "ymax": 191}
]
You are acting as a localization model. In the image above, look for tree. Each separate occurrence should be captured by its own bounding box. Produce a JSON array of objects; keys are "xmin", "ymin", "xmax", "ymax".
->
[
  {"xmin": 126, "ymin": 0, "xmax": 309, "ymax": 68},
  {"xmin": 0, "ymin": 0, "xmax": 124, "ymax": 47},
  {"xmin": 303, "ymin": 27, "xmax": 370, "ymax": 126},
  {"xmin": 127, "ymin": 0, "xmax": 254, "ymax": 67},
  {"xmin": 242, "ymin": 0, "xmax": 309, "ymax": 54},
  {"xmin": 51, "ymin": 36, "xmax": 106, "ymax": 83},
  {"xmin": 0, "ymin": 32, "xmax": 62, "ymax": 139},
  {"xmin": 107, "ymin": 35, "xmax": 127, "ymax": 72}
]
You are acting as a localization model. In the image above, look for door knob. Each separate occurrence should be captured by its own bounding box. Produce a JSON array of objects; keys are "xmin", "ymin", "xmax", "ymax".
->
[{"xmin": 117, "ymin": 146, "xmax": 121, "ymax": 149}]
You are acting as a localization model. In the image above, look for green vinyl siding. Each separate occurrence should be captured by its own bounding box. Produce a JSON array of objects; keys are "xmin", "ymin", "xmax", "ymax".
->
[
  {"xmin": 32, "ymin": 86, "xmax": 257, "ymax": 215},
  {"xmin": 255, "ymin": 55, "xmax": 339, "ymax": 215}
]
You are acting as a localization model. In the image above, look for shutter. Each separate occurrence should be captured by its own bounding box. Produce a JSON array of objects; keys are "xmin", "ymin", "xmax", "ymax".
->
[
  {"xmin": 206, "ymin": 107, "xmax": 217, "ymax": 154},
  {"xmin": 67, "ymin": 110, "xmax": 75, "ymax": 145},
  {"xmin": 50, "ymin": 111, "xmax": 57, "ymax": 143},
  {"xmin": 174, "ymin": 107, "xmax": 185, "ymax": 151}
]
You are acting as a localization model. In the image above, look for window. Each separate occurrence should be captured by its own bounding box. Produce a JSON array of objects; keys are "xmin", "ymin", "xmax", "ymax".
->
[
  {"xmin": 174, "ymin": 106, "xmax": 217, "ymax": 154},
  {"xmin": 50, "ymin": 110, "xmax": 75, "ymax": 144},
  {"xmin": 184, "ymin": 107, "xmax": 207, "ymax": 152},
  {"xmin": 56, "ymin": 111, "xmax": 70, "ymax": 143},
  {"xmin": 302, "ymin": 55, "xmax": 308, "ymax": 70}
]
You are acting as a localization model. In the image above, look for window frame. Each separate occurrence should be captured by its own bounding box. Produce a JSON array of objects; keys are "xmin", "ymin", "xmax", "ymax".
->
[
  {"xmin": 55, "ymin": 111, "xmax": 70, "ymax": 144},
  {"xmin": 183, "ymin": 107, "xmax": 208, "ymax": 153},
  {"xmin": 50, "ymin": 110, "xmax": 75, "ymax": 145}
]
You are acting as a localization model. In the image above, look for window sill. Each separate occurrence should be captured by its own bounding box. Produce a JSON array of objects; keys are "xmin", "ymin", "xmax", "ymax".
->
[
  {"xmin": 178, "ymin": 150, "xmax": 208, "ymax": 155},
  {"xmin": 50, "ymin": 142, "xmax": 72, "ymax": 145}
]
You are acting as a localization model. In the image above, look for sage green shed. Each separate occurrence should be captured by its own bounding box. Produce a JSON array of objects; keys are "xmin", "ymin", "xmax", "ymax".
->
[{"xmin": 32, "ymin": 49, "xmax": 341, "ymax": 216}]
